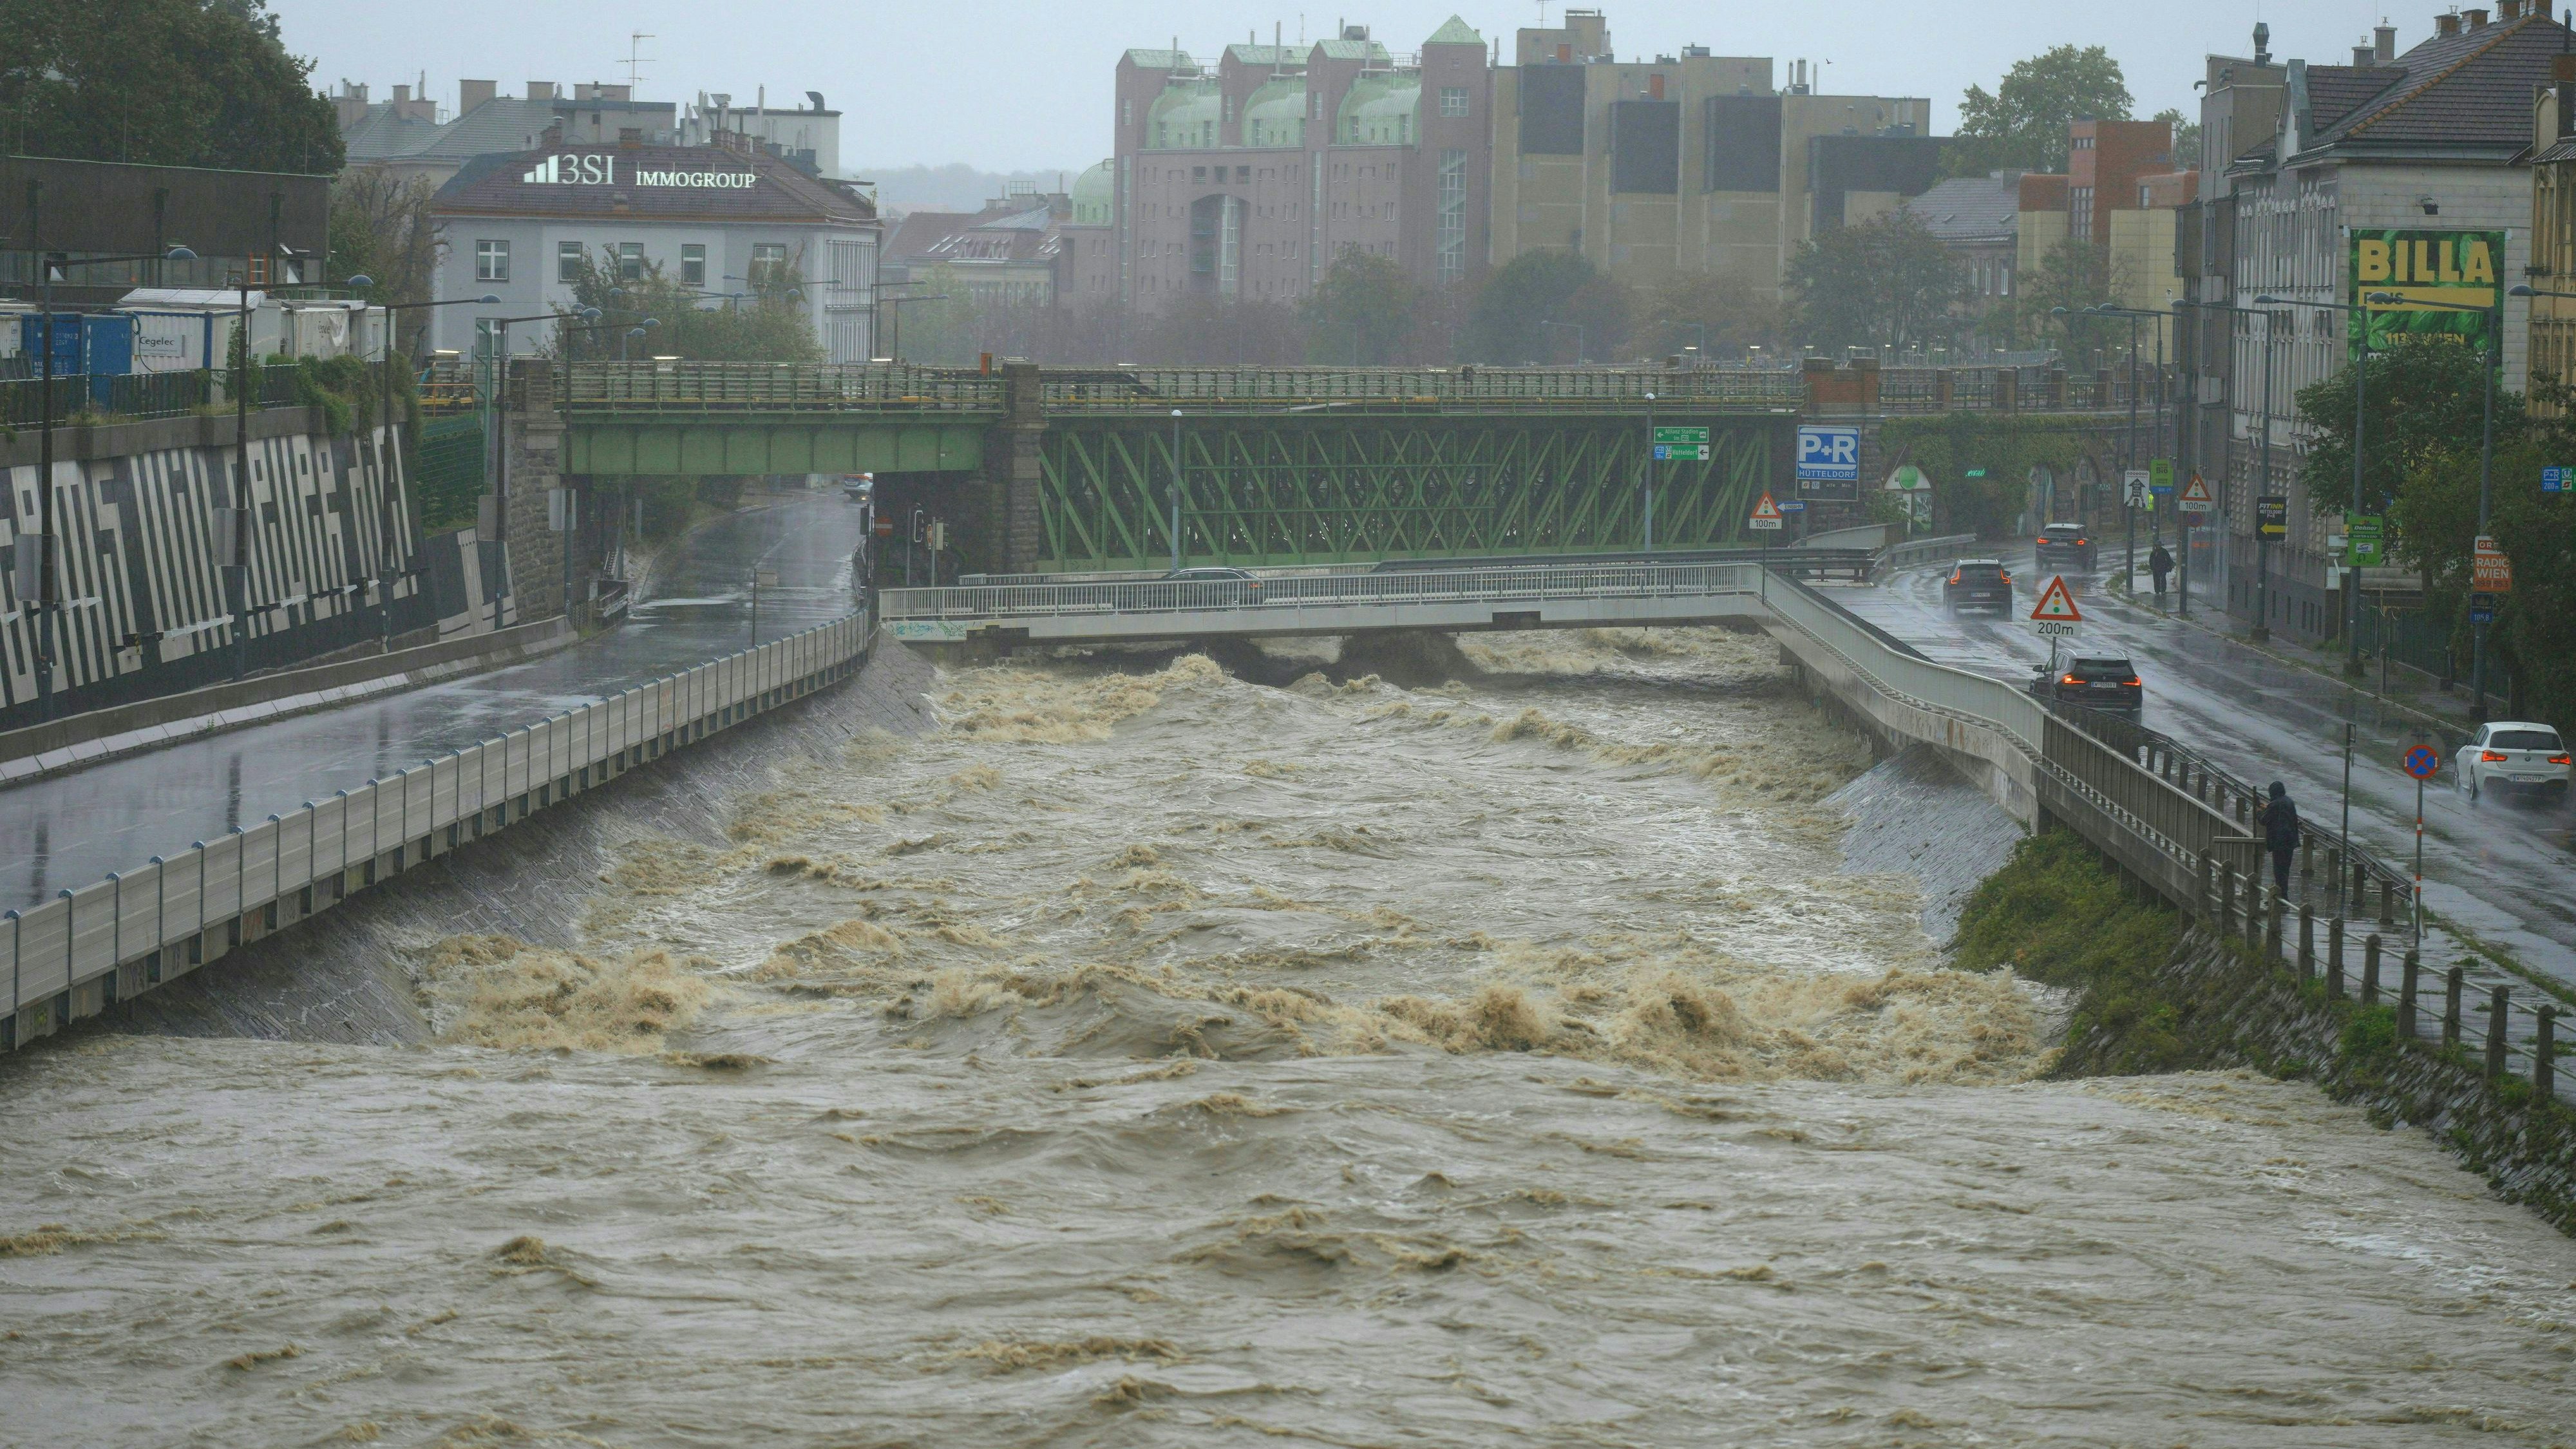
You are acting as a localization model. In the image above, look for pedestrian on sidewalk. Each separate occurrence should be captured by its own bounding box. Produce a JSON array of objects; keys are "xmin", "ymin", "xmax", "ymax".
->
[
  {"xmin": 2149, "ymin": 542, "xmax": 2174, "ymax": 605},
  {"xmin": 2259, "ymin": 781, "xmax": 2298, "ymax": 895}
]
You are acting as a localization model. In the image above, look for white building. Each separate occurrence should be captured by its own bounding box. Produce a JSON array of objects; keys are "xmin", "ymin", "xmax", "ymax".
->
[{"xmin": 426, "ymin": 137, "xmax": 880, "ymax": 362}]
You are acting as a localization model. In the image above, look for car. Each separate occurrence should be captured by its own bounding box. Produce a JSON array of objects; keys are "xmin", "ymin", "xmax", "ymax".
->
[
  {"xmin": 2028, "ymin": 654, "xmax": 2142, "ymax": 716},
  {"xmin": 2034, "ymin": 522, "xmax": 2096, "ymax": 574},
  {"xmin": 840, "ymin": 474, "xmax": 873, "ymax": 501},
  {"xmin": 2454, "ymin": 721, "xmax": 2571, "ymax": 802},
  {"xmin": 1943, "ymin": 558, "xmax": 2014, "ymax": 612}
]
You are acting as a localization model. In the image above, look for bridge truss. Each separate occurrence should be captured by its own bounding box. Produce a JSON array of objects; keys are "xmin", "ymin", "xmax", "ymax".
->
[{"xmin": 1036, "ymin": 414, "xmax": 1788, "ymax": 571}]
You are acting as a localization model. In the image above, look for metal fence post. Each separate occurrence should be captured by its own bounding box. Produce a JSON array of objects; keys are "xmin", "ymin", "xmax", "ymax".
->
[
  {"xmin": 2485, "ymin": 987, "xmax": 2510, "ymax": 1081},
  {"xmin": 2326, "ymin": 915, "xmax": 2344, "ymax": 989},
  {"xmin": 2298, "ymin": 904, "xmax": 2315, "ymax": 980},
  {"xmin": 2536, "ymin": 1005, "xmax": 2558, "ymax": 1099},
  {"xmin": 2362, "ymin": 933, "xmax": 2382, "ymax": 1006},
  {"xmin": 2443, "ymin": 967, "xmax": 2465, "ymax": 1050},
  {"xmin": 2399, "ymin": 951, "xmax": 2421, "ymax": 1040},
  {"xmin": 2266, "ymin": 895, "xmax": 2284, "ymax": 961}
]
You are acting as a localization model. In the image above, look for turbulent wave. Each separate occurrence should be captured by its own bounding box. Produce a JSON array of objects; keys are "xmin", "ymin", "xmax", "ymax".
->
[{"xmin": 13, "ymin": 627, "xmax": 2575, "ymax": 1444}]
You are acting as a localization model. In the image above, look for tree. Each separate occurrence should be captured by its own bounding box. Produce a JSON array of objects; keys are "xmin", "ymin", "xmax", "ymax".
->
[
  {"xmin": 2010, "ymin": 236, "xmax": 2116, "ymax": 352},
  {"xmin": 2295, "ymin": 336, "xmax": 2524, "ymax": 520},
  {"xmin": 556, "ymin": 249, "xmax": 821, "ymax": 364},
  {"xmin": 1944, "ymin": 45, "xmax": 2132, "ymax": 177},
  {"xmin": 0, "ymin": 0, "xmax": 341, "ymax": 172},
  {"xmin": 1303, "ymin": 247, "xmax": 1419, "ymax": 365},
  {"xmin": 1784, "ymin": 212, "xmax": 1964, "ymax": 354},
  {"xmin": 1640, "ymin": 270, "xmax": 1782, "ymax": 360},
  {"xmin": 1464, "ymin": 250, "xmax": 1633, "ymax": 363},
  {"xmin": 2155, "ymin": 108, "xmax": 2202, "ymax": 171},
  {"xmin": 327, "ymin": 166, "xmax": 442, "ymax": 350}
]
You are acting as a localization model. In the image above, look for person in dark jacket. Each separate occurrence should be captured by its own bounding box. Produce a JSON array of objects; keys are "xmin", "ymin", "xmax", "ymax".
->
[
  {"xmin": 2149, "ymin": 542, "xmax": 2174, "ymax": 603},
  {"xmin": 2259, "ymin": 781, "xmax": 2298, "ymax": 893}
]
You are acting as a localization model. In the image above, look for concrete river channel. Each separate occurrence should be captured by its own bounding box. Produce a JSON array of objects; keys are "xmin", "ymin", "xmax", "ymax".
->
[{"xmin": 1, "ymin": 619, "xmax": 2571, "ymax": 1444}]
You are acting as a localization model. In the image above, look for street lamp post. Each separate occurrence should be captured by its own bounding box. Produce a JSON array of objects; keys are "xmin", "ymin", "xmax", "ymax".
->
[
  {"xmin": 2256, "ymin": 292, "xmax": 2405, "ymax": 674},
  {"xmin": 21, "ymin": 242, "xmax": 196, "ymax": 717},
  {"xmin": 2390, "ymin": 289, "xmax": 2516, "ymax": 719},
  {"xmin": 1643, "ymin": 390, "xmax": 1657, "ymax": 551},
  {"xmin": 1170, "ymin": 409, "xmax": 1184, "ymax": 573}
]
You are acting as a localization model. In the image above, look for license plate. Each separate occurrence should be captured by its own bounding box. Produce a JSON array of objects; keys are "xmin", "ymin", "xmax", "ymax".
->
[{"xmin": 2090, "ymin": 682, "xmax": 2120, "ymax": 690}]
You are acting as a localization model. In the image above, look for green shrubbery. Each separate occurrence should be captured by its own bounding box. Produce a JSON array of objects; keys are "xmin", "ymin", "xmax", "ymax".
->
[{"xmin": 1953, "ymin": 829, "xmax": 2187, "ymax": 1072}]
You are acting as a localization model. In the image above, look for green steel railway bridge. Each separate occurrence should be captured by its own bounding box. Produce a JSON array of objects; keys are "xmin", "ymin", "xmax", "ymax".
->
[{"xmin": 545, "ymin": 359, "xmax": 2146, "ymax": 576}]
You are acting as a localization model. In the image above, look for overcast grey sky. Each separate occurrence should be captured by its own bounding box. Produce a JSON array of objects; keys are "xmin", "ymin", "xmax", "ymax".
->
[{"xmin": 275, "ymin": 0, "xmax": 2438, "ymax": 173}]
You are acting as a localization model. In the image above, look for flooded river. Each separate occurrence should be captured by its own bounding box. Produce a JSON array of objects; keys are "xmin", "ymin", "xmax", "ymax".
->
[{"xmin": 5, "ymin": 629, "xmax": 2572, "ymax": 1446}]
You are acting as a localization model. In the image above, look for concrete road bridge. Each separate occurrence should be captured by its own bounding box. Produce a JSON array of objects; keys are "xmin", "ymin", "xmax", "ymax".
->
[{"xmin": 542, "ymin": 359, "xmax": 2148, "ymax": 577}]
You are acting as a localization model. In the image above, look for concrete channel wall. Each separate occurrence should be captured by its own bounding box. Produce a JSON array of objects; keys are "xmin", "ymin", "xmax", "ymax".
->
[{"xmin": 1, "ymin": 610, "xmax": 876, "ymax": 1051}]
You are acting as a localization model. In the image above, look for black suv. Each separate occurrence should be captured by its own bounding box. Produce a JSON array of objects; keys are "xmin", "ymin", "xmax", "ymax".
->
[
  {"xmin": 2034, "ymin": 523, "xmax": 2096, "ymax": 574},
  {"xmin": 1942, "ymin": 558, "xmax": 2014, "ymax": 612},
  {"xmin": 2029, "ymin": 655, "xmax": 2143, "ymax": 716}
]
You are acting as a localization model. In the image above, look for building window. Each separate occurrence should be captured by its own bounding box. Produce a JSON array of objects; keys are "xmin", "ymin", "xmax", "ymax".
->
[
  {"xmin": 474, "ymin": 317, "xmax": 501, "ymax": 356},
  {"xmin": 557, "ymin": 240, "xmax": 583, "ymax": 282},
  {"xmin": 2069, "ymin": 185, "xmax": 2094, "ymax": 243},
  {"xmin": 1437, "ymin": 149, "xmax": 1468, "ymax": 285},
  {"xmin": 1439, "ymin": 87, "xmax": 1470, "ymax": 117},
  {"xmin": 475, "ymin": 239, "xmax": 510, "ymax": 283},
  {"xmin": 681, "ymin": 244, "xmax": 706, "ymax": 287},
  {"xmin": 614, "ymin": 242, "xmax": 643, "ymax": 280},
  {"xmin": 751, "ymin": 242, "xmax": 788, "ymax": 286}
]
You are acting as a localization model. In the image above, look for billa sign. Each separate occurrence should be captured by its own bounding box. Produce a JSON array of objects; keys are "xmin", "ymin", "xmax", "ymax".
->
[{"xmin": 2349, "ymin": 229, "xmax": 2507, "ymax": 354}]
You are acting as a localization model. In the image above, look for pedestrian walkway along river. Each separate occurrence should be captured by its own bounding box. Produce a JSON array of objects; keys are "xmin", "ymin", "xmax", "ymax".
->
[{"xmin": 5, "ymin": 628, "xmax": 2572, "ymax": 1445}]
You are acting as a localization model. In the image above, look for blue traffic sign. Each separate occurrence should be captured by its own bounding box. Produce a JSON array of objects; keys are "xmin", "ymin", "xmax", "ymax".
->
[
  {"xmin": 1795, "ymin": 426, "xmax": 1861, "ymax": 482},
  {"xmin": 2402, "ymin": 744, "xmax": 2441, "ymax": 780},
  {"xmin": 2546, "ymin": 466, "xmax": 2572, "ymax": 493}
]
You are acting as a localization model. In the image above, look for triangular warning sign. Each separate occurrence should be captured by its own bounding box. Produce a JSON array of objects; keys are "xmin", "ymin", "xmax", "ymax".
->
[
  {"xmin": 1751, "ymin": 491, "xmax": 1783, "ymax": 521},
  {"xmin": 2179, "ymin": 474, "xmax": 2216, "ymax": 507},
  {"xmin": 2030, "ymin": 574, "xmax": 2083, "ymax": 623}
]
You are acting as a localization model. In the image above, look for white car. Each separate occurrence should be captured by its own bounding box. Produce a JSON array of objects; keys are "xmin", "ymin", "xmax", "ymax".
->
[{"xmin": 2455, "ymin": 720, "xmax": 2571, "ymax": 803}]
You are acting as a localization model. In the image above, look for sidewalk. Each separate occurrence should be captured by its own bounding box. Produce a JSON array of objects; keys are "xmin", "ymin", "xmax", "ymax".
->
[{"xmin": 2095, "ymin": 563, "xmax": 2482, "ymax": 741}]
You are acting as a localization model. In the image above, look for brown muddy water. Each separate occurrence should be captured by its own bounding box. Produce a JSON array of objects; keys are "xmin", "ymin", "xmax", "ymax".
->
[{"xmin": 5, "ymin": 629, "xmax": 2573, "ymax": 1447}]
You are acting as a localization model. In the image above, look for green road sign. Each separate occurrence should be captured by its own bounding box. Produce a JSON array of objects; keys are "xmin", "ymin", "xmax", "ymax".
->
[
  {"xmin": 1964, "ymin": 468, "xmax": 1987, "ymax": 478},
  {"xmin": 2345, "ymin": 513, "xmax": 2385, "ymax": 567},
  {"xmin": 1651, "ymin": 425, "xmax": 1710, "ymax": 462},
  {"xmin": 2150, "ymin": 458, "xmax": 2174, "ymax": 490}
]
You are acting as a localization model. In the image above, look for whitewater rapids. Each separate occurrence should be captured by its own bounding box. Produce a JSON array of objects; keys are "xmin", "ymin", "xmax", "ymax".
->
[{"xmin": 3, "ymin": 627, "xmax": 2570, "ymax": 1446}]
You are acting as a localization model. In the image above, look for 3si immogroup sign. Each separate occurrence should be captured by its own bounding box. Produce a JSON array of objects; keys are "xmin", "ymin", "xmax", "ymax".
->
[
  {"xmin": 520, "ymin": 154, "xmax": 761, "ymax": 190},
  {"xmin": 2349, "ymin": 228, "xmax": 2508, "ymax": 354}
]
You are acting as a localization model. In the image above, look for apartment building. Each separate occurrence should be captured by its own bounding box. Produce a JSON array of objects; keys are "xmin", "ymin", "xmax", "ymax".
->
[
  {"xmin": 2215, "ymin": 3, "xmax": 2564, "ymax": 642},
  {"xmin": 1486, "ymin": 9, "xmax": 1935, "ymax": 290},
  {"xmin": 428, "ymin": 135, "xmax": 881, "ymax": 362},
  {"xmin": 1109, "ymin": 18, "xmax": 1493, "ymax": 308}
]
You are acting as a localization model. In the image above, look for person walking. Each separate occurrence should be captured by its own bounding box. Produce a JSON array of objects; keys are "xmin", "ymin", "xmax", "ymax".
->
[
  {"xmin": 2148, "ymin": 541, "xmax": 2174, "ymax": 606},
  {"xmin": 2259, "ymin": 781, "xmax": 2298, "ymax": 895}
]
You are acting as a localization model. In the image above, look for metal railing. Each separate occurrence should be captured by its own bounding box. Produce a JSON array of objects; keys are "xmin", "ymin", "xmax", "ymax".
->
[
  {"xmin": 3, "ymin": 611, "xmax": 874, "ymax": 1050},
  {"xmin": 885, "ymin": 558, "xmax": 1768, "ymax": 623},
  {"xmin": 1879, "ymin": 533, "xmax": 1985, "ymax": 578},
  {"xmin": 560, "ymin": 361, "xmax": 1005, "ymax": 412},
  {"xmin": 0, "ymin": 367, "xmax": 305, "ymax": 426},
  {"xmin": 1037, "ymin": 365, "xmax": 1806, "ymax": 412}
]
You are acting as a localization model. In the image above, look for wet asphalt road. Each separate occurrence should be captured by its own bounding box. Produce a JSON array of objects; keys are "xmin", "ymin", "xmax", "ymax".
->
[
  {"xmin": 0, "ymin": 494, "xmax": 873, "ymax": 909},
  {"xmin": 1832, "ymin": 548, "xmax": 2576, "ymax": 992}
]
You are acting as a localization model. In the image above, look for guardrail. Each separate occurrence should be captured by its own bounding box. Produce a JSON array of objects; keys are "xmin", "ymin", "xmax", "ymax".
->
[
  {"xmin": 2, "ymin": 611, "xmax": 875, "ymax": 1051},
  {"xmin": 1877, "ymin": 533, "xmax": 1984, "ymax": 579},
  {"xmin": 884, "ymin": 558, "xmax": 1767, "ymax": 625}
]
